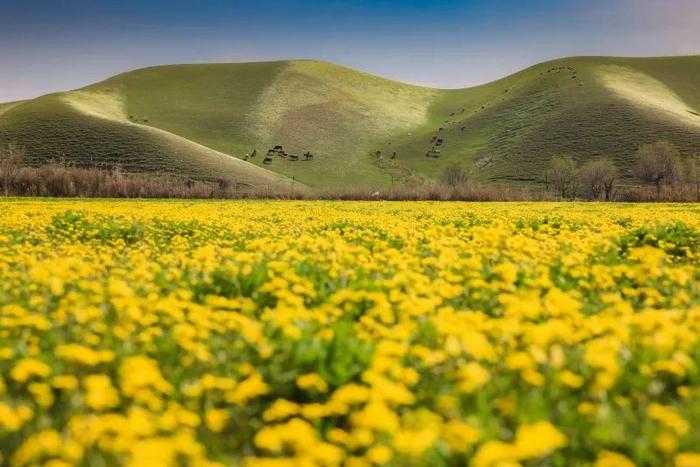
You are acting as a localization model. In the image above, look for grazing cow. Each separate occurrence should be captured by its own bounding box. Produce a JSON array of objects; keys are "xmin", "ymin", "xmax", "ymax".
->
[
  {"xmin": 391, "ymin": 151, "xmax": 397, "ymax": 160},
  {"xmin": 438, "ymin": 127, "xmax": 444, "ymax": 132},
  {"xmin": 273, "ymin": 145, "xmax": 283, "ymax": 152},
  {"xmin": 460, "ymin": 127, "xmax": 466, "ymax": 131},
  {"xmin": 251, "ymin": 149, "xmax": 257, "ymax": 158},
  {"xmin": 289, "ymin": 154, "xmax": 299, "ymax": 161},
  {"xmin": 436, "ymin": 139, "xmax": 443, "ymax": 146},
  {"xmin": 426, "ymin": 147, "xmax": 441, "ymax": 158},
  {"xmin": 375, "ymin": 150, "xmax": 382, "ymax": 158},
  {"xmin": 431, "ymin": 136, "xmax": 437, "ymax": 143},
  {"xmin": 304, "ymin": 152, "xmax": 314, "ymax": 161},
  {"xmin": 263, "ymin": 156, "xmax": 273, "ymax": 165}
]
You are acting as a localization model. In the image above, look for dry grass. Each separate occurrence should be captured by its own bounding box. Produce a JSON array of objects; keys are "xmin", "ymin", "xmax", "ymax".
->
[
  {"xmin": 2, "ymin": 165, "xmax": 287, "ymax": 199},
  {"xmin": 4, "ymin": 165, "xmax": 700, "ymax": 202}
]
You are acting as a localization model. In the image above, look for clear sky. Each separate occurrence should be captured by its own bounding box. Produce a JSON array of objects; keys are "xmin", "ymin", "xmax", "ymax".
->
[{"xmin": 1, "ymin": 0, "xmax": 699, "ymax": 102}]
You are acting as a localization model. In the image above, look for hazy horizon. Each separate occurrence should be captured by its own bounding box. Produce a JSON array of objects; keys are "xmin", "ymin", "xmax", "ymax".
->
[{"xmin": 1, "ymin": 0, "xmax": 699, "ymax": 102}]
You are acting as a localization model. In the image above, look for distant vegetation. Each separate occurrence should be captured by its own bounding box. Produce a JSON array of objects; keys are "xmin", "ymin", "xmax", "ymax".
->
[
  {"xmin": 1, "ymin": 56, "xmax": 699, "ymax": 191},
  {"xmin": 543, "ymin": 140, "xmax": 700, "ymax": 201},
  {"xmin": 2, "ymin": 139, "xmax": 700, "ymax": 201}
]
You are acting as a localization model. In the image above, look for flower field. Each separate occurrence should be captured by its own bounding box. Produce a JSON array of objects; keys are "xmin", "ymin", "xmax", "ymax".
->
[{"xmin": 1, "ymin": 200, "xmax": 700, "ymax": 466}]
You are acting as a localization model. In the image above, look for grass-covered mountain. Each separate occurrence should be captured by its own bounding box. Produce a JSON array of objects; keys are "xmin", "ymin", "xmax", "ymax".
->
[{"xmin": 1, "ymin": 56, "xmax": 699, "ymax": 189}]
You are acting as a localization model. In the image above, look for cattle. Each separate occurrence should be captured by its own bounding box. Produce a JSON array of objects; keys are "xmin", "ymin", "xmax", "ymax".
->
[
  {"xmin": 436, "ymin": 139, "xmax": 443, "ymax": 146},
  {"xmin": 289, "ymin": 154, "xmax": 299, "ymax": 161},
  {"xmin": 263, "ymin": 156, "xmax": 273, "ymax": 165},
  {"xmin": 304, "ymin": 152, "xmax": 314, "ymax": 161},
  {"xmin": 431, "ymin": 136, "xmax": 437, "ymax": 143},
  {"xmin": 438, "ymin": 127, "xmax": 444, "ymax": 132},
  {"xmin": 391, "ymin": 151, "xmax": 397, "ymax": 160},
  {"xmin": 251, "ymin": 149, "xmax": 257, "ymax": 158},
  {"xmin": 426, "ymin": 147, "xmax": 441, "ymax": 158}
]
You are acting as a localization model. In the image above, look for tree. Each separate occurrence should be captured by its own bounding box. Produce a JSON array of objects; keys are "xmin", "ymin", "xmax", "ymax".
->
[
  {"xmin": 635, "ymin": 140, "xmax": 680, "ymax": 199},
  {"xmin": 579, "ymin": 158, "xmax": 619, "ymax": 201},
  {"xmin": 547, "ymin": 155, "xmax": 578, "ymax": 199},
  {"xmin": 0, "ymin": 142, "xmax": 25, "ymax": 196},
  {"xmin": 442, "ymin": 161, "xmax": 470, "ymax": 188}
]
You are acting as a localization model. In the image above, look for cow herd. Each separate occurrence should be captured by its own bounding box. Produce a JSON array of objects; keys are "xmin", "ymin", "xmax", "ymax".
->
[{"xmin": 243, "ymin": 146, "xmax": 315, "ymax": 165}]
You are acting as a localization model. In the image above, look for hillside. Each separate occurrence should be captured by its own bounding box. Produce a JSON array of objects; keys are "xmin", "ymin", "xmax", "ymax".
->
[{"xmin": 1, "ymin": 56, "xmax": 699, "ymax": 188}]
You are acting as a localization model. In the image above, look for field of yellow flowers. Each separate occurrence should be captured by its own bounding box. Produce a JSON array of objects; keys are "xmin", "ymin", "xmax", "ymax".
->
[{"xmin": 1, "ymin": 199, "xmax": 700, "ymax": 466}]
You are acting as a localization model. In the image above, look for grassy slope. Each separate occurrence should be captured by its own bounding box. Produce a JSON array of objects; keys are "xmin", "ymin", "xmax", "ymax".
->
[
  {"xmin": 0, "ymin": 101, "xmax": 26, "ymax": 118},
  {"xmin": 1, "ymin": 56, "xmax": 698, "ymax": 188},
  {"xmin": 91, "ymin": 60, "xmax": 440, "ymax": 187},
  {"xmin": 390, "ymin": 56, "xmax": 700, "ymax": 185},
  {"xmin": 0, "ymin": 93, "xmax": 287, "ymax": 188}
]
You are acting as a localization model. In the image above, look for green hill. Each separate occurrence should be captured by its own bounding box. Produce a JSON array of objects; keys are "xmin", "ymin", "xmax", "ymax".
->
[{"xmin": 1, "ymin": 56, "xmax": 699, "ymax": 189}]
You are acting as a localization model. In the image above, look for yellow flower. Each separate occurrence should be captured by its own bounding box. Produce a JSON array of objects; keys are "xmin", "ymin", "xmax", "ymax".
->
[
  {"xmin": 55, "ymin": 344, "xmax": 114, "ymax": 366},
  {"xmin": 10, "ymin": 358, "xmax": 51, "ymax": 383},
  {"xmin": 514, "ymin": 421, "xmax": 568, "ymax": 459},
  {"xmin": 205, "ymin": 409, "xmax": 229, "ymax": 432},
  {"xmin": 263, "ymin": 399, "xmax": 301, "ymax": 422},
  {"xmin": 51, "ymin": 375, "xmax": 79, "ymax": 391},
  {"xmin": 28, "ymin": 382, "xmax": 54, "ymax": 408},
  {"xmin": 365, "ymin": 445, "xmax": 392, "ymax": 464},
  {"xmin": 442, "ymin": 420, "xmax": 481, "ymax": 452},
  {"xmin": 559, "ymin": 370, "xmax": 584, "ymax": 388},
  {"xmin": 675, "ymin": 453, "xmax": 700, "ymax": 467},
  {"xmin": 471, "ymin": 440, "xmax": 520, "ymax": 467},
  {"xmin": 296, "ymin": 373, "xmax": 329, "ymax": 393},
  {"xmin": 120, "ymin": 356, "xmax": 173, "ymax": 397},
  {"xmin": 83, "ymin": 374, "xmax": 120, "ymax": 411},
  {"xmin": 647, "ymin": 403, "xmax": 690, "ymax": 436},
  {"xmin": 457, "ymin": 362, "xmax": 490, "ymax": 394}
]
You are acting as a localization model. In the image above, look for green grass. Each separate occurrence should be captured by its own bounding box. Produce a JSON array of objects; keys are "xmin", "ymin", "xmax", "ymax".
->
[
  {"xmin": 0, "ymin": 94, "xmax": 287, "ymax": 188},
  {"xmin": 0, "ymin": 101, "xmax": 25, "ymax": 118},
  {"xmin": 2, "ymin": 56, "xmax": 699, "ymax": 189}
]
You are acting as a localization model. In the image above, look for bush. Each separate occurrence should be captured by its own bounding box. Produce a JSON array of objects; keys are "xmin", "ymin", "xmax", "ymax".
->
[
  {"xmin": 442, "ymin": 162, "xmax": 470, "ymax": 188},
  {"xmin": 546, "ymin": 155, "xmax": 578, "ymax": 199},
  {"xmin": 579, "ymin": 159, "xmax": 618, "ymax": 201},
  {"xmin": 635, "ymin": 140, "xmax": 681, "ymax": 198}
]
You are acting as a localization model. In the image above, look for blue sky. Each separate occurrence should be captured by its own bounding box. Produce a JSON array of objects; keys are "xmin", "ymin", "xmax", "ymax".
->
[{"xmin": 1, "ymin": 0, "xmax": 698, "ymax": 101}]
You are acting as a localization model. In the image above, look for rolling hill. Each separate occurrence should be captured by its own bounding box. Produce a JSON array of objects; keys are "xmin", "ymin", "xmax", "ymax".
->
[{"xmin": 1, "ymin": 56, "xmax": 699, "ymax": 189}]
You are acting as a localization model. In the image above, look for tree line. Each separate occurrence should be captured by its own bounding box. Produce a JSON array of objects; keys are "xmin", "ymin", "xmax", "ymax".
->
[{"xmin": 545, "ymin": 140, "xmax": 700, "ymax": 200}]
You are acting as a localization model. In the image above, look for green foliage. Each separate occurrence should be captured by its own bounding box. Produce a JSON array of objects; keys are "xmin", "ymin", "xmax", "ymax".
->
[{"xmin": 617, "ymin": 222, "xmax": 700, "ymax": 259}]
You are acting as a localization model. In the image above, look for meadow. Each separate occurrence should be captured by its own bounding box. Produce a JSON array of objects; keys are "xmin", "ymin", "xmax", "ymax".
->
[{"xmin": 1, "ymin": 199, "xmax": 700, "ymax": 466}]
